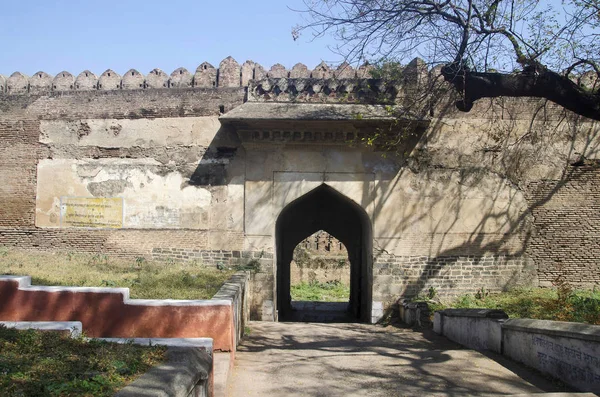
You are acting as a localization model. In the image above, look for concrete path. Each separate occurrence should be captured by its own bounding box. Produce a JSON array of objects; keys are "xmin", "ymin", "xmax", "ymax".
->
[{"xmin": 227, "ymin": 321, "xmax": 572, "ymax": 397}]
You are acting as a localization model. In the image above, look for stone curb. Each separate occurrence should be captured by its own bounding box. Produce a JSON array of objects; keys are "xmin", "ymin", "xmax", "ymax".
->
[
  {"xmin": 115, "ymin": 346, "xmax": 213, "ymax": 397},
  {"xmin": 0, "ymin": 320, "xmax": 82, "ymax": 337}
]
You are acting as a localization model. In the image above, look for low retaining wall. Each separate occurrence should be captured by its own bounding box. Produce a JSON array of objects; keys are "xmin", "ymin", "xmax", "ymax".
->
[
  {"xmin": 0, "ymin": 272, "xmax": 249, "ymax": 352},
  {"xmin": 398, "ymin": 300, "xmax": 431, "ymax": 327},
  {"xmin": 434, "ymin": 309, "xmax": 600, "ymax": 394},
  {"xmin": 433, "ymin": 309, "xmax": 508, "ymax": 353},
  {"xmin": 211, "ymin": 272, "xmax": 249, "ymax": 348}
]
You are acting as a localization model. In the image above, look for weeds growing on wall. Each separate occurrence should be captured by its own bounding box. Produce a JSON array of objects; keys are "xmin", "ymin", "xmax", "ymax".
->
[
  {"xmin": 0, "ymin": 325, "xmax": 166, "ymax": 396},
  {"xmin": 0, "ymin": 248, "xmax": 235, "ymax": 300},
  {"xmin": 429, "ymin": 287, "xmax": 600, "ymax": 325}
]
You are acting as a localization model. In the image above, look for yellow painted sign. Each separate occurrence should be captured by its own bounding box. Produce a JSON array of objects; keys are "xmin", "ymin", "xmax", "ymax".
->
[{"xmin": 60, "ymin": 197, "xmax": 123, "ymax": 228}]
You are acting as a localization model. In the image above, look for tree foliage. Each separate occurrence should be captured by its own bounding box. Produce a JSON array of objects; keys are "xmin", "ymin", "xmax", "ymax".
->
[{"xmin": 293, "ymin": 0, "xmax": 600, "ymax": 120}]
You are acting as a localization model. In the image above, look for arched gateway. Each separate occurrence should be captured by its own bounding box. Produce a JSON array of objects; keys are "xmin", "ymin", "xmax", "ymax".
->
[{"xmin": 275, "ymin": 185, "xmax": 373, "ymax": 322}]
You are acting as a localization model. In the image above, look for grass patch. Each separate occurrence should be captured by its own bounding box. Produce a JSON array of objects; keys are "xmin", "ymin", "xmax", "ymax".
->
[
  {"xmin": 0, "ymin": 325, "xmax": 166, "ymax": 396},
  {"xmin": 0, "ymin": 248, "xmax": 236, "ymax": 300},
  {"xmin": 429, "ymin": 287, "xmax": 600, "ymax": 325},
  {"xmin": 291, "ymin": 280, "xmax": 350, "ymax": 302}
]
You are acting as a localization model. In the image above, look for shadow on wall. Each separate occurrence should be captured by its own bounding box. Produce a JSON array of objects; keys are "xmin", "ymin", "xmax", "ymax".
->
[
  {"xmin": 371, "ymin": 83, "xmax": 600, "ymax": 298},
  {"xmin": 187, "ymin": 125, "xmax": 243, "ymax": 187},
  {"xmin": 204, "ymin": 73, "xmax": 600, "ymax": 313}
]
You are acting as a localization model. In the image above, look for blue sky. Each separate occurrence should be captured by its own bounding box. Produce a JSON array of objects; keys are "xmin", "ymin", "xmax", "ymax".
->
[{"xmin": 1, "ymin": 0, "xmax": 341, "ymax": 77}]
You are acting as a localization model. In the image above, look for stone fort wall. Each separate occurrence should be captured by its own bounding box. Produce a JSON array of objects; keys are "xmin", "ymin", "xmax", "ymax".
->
[{"xmin": 1, "ymin": 56, "xmax": 599, "ymax": 321}]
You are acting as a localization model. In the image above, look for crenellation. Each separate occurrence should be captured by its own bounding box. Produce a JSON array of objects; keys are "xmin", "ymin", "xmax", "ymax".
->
[
  {"xmin": 289, "ymin": 63, "xmax": 310, "ymax": 78},
  {"xmin": 267, "ymin": 63, "xmax": 288, "ymax": 79},
  {"xmin": 145, "ymin": 68, "xmax": 169, "ymax": 89},
  {"xmin": 7, "ymin": 72, "xmax": 29, "ymax": 94},
  {"xmin": 334, "ymin": 62, "xmax": 355, "ymax": 79},
  {"xmin": 311, "ymin": 61, "xmax": 332, "ymax": 79},
  {"xmin": 0, "ymin": 57, "xmax": 431, "ymax": 94},
  {"xmin": 241, "ymin": 61, "xmax": 256, "ymax": 86},
  {"xmin": 52, "ymin": 71, "xmax": 75, "ymax": 91},
  {"xmin": 75, "ymin": 70, "xmax": 98, "ymax": 91},
  {"xmin": 403, "ymin": 57, "xmax": 428, "ymax": 88},
  {"xmin": 169, "ymin": 67, "xmax": 192, "ymax": 88},
  {"xmin": 356, "ymin": 63, "xmax": 374, "ymax": 78},
  {"xmin": 121, "ymin": 69, "xmax": 145, "ymax": 90},
  {"xmin": 253, "ymin": 63, "xmax": 267, "ymax": 80},
  {"xmin": 194, "ymin": 62, "xmax": 217, "ymax": 88},
  {"xmin": 218, "ymin": 56, "xmax": 241, "ymax": 88},
  {"xmin": 98, "ymin": 69, "xmax": 121, "ymax": 90},
  {"xmin": 28, "ymin": 71, "xmax": 53, "ymax": 94}
]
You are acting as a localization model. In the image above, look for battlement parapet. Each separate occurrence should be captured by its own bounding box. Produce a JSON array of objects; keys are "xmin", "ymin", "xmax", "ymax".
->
[{"xmin": 0, "ymin": 56, "xmax": 428, "ymax": 95}]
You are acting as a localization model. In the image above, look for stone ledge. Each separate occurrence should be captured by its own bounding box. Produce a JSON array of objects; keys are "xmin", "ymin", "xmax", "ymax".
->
[
  {"xmin": 503, "ymin": 318, "xmax": 600, "ymax": 342},
  {"xmin": 441, "ymin": 308, "xmax": 509, "ymax": 319},
  {"xmin": 0, "ymin": 320, "xmax": 82, "ymax": 337},
  {"xmin": 115, "ymin": 346, "xmax": 212, "ymax": 397}
]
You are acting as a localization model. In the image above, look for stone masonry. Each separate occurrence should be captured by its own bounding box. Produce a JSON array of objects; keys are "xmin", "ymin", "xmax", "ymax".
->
[{"xmin": 1, "ymin": 56, "xmax": 600, "ymax": 322}]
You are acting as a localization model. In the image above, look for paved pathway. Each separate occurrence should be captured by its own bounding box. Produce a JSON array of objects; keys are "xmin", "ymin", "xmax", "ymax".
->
[{"xmin": 227, "ymin": 321, "xmax": 571, "ymax": 397}]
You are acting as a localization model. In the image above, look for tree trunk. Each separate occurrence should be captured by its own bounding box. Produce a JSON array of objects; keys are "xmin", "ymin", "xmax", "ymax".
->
[{"xmin": 440, "ymin": 66, "xmax": 600, "ymax": 121}]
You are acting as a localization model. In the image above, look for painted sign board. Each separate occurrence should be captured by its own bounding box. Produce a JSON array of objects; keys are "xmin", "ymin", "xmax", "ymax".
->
[{"xmin": 60, "ymin": 197, "xmax": 123, "ymax": 228}]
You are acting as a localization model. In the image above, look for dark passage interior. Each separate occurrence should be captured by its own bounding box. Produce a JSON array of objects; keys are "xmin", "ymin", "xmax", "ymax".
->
[{"xmin": 275, "ymin": 184, "xmax": 372, "ymax": 323}]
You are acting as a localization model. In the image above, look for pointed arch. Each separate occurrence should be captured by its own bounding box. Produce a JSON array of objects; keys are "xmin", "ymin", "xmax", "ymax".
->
[{"xmin": 275, "ymin": 184, "xmax": 373, "ymax": 322}]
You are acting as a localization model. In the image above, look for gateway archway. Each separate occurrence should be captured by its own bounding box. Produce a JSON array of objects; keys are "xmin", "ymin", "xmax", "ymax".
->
[{"xmin": 275, "ymin": 184, "xmax": 373, "ymax": 322}]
